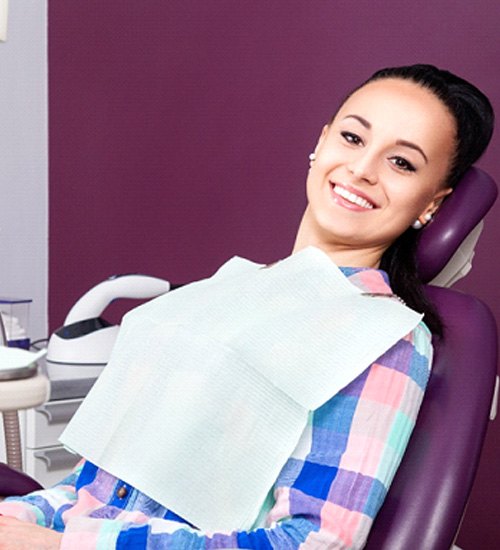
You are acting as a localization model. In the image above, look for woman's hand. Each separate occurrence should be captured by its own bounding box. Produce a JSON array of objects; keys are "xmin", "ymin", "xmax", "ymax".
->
[{"xmin": 0, "ymin": 516, "xmax": 62, "ymax": 549}]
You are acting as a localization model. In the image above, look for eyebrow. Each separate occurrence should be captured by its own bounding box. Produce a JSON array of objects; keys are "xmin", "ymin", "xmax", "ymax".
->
[
  {"xmin": 344, "ymin": 114, "xmax": 371, "ymax": 129},
  {"xmin": 342, "ymin": 114, "xmax": 429, "ymax": 163},
  {"xmin": 396, "ymin": 139, "xmax": 428, "ymax": 163}
]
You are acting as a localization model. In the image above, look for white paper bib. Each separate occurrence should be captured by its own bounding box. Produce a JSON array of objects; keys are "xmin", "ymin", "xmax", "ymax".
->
[{"xmin": 60, "ymin": 247, "xmax": 422, "ymax": 532}]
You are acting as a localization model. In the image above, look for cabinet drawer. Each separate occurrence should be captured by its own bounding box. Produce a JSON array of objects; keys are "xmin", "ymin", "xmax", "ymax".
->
[
  {"xmin": 25, "ymin": 398, "xmax": 83, "ymax": 448},
  {"xmin": 24, "ymin": 445, "xmax": 80, "ymax": 488}
]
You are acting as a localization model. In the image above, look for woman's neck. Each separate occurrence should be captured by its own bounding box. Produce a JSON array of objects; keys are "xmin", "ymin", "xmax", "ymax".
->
[{"xmin": 293, "ymin": 210, "xmax": 386, "ymax": 269}]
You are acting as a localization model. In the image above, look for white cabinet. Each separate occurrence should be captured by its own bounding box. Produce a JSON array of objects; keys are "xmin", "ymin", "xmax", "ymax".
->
[
  {"xmin": 0, "ymin": 364, "xmax": 101, "ymax": 489},
  {"xmin": 23, "ymin": 398, "xmax": 82, "ymax": 487},
  {"xmin": 0, "ymin": 397, "xmax": 87, "ymax": 488},
  {"xmin": 24, "ymin": 446, "xmax": 80, "ymax": 488},
  {"xmin": 25, "ymin": 399, "xmax": 81, "ymax": 448}
]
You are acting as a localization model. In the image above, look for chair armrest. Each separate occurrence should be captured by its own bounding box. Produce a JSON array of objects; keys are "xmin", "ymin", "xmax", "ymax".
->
[{"xmin": 0, "ymin": 462, "xmax": 43, "ymax": 496}]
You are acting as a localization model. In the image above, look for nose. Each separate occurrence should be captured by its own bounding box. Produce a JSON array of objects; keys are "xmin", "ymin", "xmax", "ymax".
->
[{"xmin": 347, "ymin": 153, "xmax": 378, "ymax": 185}]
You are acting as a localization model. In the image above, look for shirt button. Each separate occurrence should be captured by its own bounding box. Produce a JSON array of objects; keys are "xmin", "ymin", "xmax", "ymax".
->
[{"xmin": 117, "ymin": 486, "xmax": 128, "ymax": 499}]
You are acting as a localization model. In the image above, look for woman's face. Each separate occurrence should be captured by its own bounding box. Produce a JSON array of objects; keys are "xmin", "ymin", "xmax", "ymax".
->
[{"xmin": 302, "ymin": 78, "xmax": 456, "ymax": 266}]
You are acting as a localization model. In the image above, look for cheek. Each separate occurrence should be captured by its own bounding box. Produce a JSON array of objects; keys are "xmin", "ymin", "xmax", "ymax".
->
[
  {"xmin": 305, "ymin": 163, "xmax": 326, "ymax": 199},
  {"xmin": 391, "ymin": 180, "xmax": 436, "ymax": 215},
  {"xmin": 305, "ymin": 170, "xmax": 316, "ymax": 202}
]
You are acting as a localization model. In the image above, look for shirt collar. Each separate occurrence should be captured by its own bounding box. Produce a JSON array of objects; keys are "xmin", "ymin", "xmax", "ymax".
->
[{"xmin": 339, "ymin": 266, "xmax": 393, "ymax": 295}]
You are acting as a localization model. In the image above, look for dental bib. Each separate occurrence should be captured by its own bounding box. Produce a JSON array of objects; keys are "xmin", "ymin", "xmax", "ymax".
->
[{"xmin": 60, "ymin": 247, "xmax": 422, "ymax": 532}]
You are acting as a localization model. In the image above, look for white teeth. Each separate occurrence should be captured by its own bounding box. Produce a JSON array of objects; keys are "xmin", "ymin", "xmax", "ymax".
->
[{"xmin": 333, "ymin": 185, "xmax": 374, "ymax": 209}]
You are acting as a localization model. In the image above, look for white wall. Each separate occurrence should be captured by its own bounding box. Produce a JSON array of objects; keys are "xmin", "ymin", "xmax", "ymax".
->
[{"xmin": 0, "ymin": 0, "xmax": 48, "ymax": 342}]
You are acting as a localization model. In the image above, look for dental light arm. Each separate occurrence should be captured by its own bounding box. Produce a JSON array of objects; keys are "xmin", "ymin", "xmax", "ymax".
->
[
  {"xmin": 64, "ymin": 274, "xmax": 171, "ymax": 325},
  {"xmin": 47, "ymin": 274, "xmax": 171, "ymax": 366}
]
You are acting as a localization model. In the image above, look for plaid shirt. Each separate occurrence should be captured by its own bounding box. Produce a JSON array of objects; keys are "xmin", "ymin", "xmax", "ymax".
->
[{"xmin": 0, "ymin": 267, "xmax": 432, "ymax": 549}]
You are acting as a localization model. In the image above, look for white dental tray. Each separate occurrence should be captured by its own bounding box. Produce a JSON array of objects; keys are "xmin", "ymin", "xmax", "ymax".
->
[{"xmin": 0, "ymin": 346, "xmax": 46, "ymax": 380}]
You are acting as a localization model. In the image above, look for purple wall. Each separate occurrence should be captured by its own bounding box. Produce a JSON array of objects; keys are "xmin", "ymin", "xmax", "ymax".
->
[{"xmin": 49, "ymin": 1, "xmax": 500, "ymax": 546}]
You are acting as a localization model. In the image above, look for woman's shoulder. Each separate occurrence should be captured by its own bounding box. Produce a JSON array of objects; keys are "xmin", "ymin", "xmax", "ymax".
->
[{"xmin": 406, "ymin": 320, "xmax": 433, "ymax": 358}]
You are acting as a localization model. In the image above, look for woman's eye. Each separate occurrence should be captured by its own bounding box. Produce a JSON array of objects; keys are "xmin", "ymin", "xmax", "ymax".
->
[
  {"xmin": 390, "ymin": 156, "xmax": 416, "ymax": 172},
  {"xmin": 341, "ymin": 131, "xmax": 363, "ymax": 146}
]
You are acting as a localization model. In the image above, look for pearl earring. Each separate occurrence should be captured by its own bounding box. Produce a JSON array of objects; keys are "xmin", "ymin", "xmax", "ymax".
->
[
  {"xmin": 411, "ymin": 213, "xmax": 433, "ymax": 230},
  {"xmin": 308, "ymin": 153, "xmax": 316, "ymax": 162}
]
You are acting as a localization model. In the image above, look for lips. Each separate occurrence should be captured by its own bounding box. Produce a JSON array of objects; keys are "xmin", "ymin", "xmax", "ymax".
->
[{"xmin": 330, "ymin": 182, "xmax": 377, "ymax": 210}]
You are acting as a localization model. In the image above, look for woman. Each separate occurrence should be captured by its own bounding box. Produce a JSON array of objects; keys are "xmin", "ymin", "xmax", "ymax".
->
[{"xmin": 0, "ymin": 64, "xmax": 494, "ymax": 549}]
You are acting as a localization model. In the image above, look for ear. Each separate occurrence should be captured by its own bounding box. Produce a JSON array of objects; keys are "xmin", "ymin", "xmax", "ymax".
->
[{"xmin": 417, "ymin": 187, "xmax": 453, "ymax": 225}]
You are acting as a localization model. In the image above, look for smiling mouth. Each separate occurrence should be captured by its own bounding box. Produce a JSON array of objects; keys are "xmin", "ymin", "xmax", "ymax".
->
[{"xmin": 331, "ymin": 183, "xmax": 376, "ymax": 210}]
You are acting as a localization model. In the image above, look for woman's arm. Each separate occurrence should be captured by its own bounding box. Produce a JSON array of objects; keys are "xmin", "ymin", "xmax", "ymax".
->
[
  {"xmin": 58, "ymin": 323, "xmax": 432, "ymax": 549},
  {"xmin": 0, "ymin": 516, "xmax": 62, "ymax": 549}
]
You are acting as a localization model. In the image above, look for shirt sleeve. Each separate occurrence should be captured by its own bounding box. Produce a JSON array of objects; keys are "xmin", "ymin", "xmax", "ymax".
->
[
  {"xmin": 59, "ymin": 322, "xmax": 432, "ymax": 550},
  {"xmin": 0, "ymin": 459, "xmax": 83, "ymax": 528}
]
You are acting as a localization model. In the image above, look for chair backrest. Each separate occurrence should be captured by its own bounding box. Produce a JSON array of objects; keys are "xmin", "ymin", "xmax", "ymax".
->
[
  {"xmin": 366, "ymin": 167, "xmax": 498, "ymax": 549},
  {"xmin": 417, "ymin": 167, "xmax": 498, "ymax": 285}
]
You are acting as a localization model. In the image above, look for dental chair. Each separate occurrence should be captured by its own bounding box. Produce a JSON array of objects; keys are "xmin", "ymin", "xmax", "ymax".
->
[
  {"xmin": 0, "ymin": 168, "xmax": 498, "ymax": 550},
  {"xmin": 365, "ymin": 166, "xmax": 498, "ymax": 549}
]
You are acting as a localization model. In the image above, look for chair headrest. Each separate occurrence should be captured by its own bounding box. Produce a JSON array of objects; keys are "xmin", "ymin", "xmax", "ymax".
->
[{"xmin": 416, "ymin": 167, "xmax": 498, "ymax": 284}]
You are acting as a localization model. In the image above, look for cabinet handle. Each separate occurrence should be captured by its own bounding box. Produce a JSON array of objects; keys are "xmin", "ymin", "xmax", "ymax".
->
[
  {"xmin": 36, "ymin": 401, "xmax": 81, "ymax": 424},
  {"xmin": 34, "ymin": 448, "xmax": 81, "ymax": 472}
]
